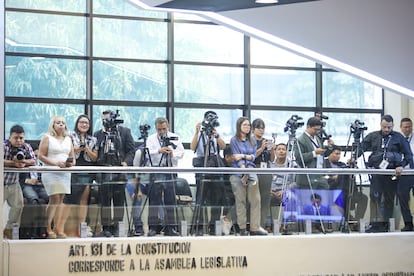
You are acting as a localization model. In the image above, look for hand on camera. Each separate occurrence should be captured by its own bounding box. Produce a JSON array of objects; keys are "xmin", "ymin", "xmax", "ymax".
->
[{"xmin": 315, "ymin": 148, "xmax": 326, "ymax": 155}]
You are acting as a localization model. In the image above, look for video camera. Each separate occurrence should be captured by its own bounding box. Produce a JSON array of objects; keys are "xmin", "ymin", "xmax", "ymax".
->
[
  {"xmin": 350, "ymin": 119, "xmax": 367, "ymax": 140},
  {"xmin": 161, "ymin": 135, "xmax": 178, "ymax": 149},
  {"xmin": 103, "ymin": 110, "xmax": 124, "ymax": 132},
  {"xmin": 201, "ymin": 112, "xmax": 220, "ymax": 136},
  {"xmin": 284, "ymin": 115, "xmax": 304, "ymax": 135},
  {"xmin": 315, "ymin": 113, "xmax": 332, "ymax": 142},
  {"xmin": 139, "ymin": 124, "xmax": 151, "ymax": 140},
  {"xmin": 11, "ymin": 147, "xmax": 29, "ymax": 161}
]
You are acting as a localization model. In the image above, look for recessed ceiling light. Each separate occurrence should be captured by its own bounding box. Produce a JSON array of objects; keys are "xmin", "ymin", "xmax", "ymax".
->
[{"xmin": 256, "ymin": 0, "xmax": 279, "ymax": 3}]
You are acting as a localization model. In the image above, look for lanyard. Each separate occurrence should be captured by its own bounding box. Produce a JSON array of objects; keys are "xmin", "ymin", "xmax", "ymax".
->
[{"xmin": 382, "ymin": 135, "xmax": 392, "ymax": 159}]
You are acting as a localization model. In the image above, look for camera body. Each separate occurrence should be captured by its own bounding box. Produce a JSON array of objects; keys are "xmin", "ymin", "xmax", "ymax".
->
[
  {"xmin": 139, "ymin": 124, "xmax": 151, "ymax": 140},
  {"xmin": 161, "ymin": 135, "xmax": 178, "ymax": 149},
  {"xmin": 11, "ymin": 147, "xmax": 28, "ymax": 161},
  {"xmin": 103, "ymin": 110, "xmax": 124, "ymax": 131},
  {"xmin": 350, "ymin": 119, "xmax": 368, "ymax": 140},
  {"xmin": 350, "ymin": 120, "xmax": 367, "ymax": 132},
  {"xmin": 201, "ymin": 113, "xmax": 220, "ymax": 136},
  {"xmin": 284, "ymin": 115, "xmax": 304, "ymax": 133}
]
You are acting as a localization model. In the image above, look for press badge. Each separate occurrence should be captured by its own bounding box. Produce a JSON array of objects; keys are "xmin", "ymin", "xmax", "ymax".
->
[
  {"xmin": 379, "ymin": 159, "xmax": 389, "ymax": 169},
  {"xmin": 260, "ymin": 162, "xmax": 267, "ymax": 168}
]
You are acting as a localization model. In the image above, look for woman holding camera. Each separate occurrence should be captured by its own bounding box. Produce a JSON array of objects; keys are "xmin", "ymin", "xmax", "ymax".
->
[
  {"xmin": 38, "ymin": 115, "xmax": 75, "ymax": 239},
  {"xmin": 252, "ymin": 118, "xmax": 275, "ymax": 230},
  {"xmin": 65, "ymin": 114, "xmax": 98, "ymax": 237}
]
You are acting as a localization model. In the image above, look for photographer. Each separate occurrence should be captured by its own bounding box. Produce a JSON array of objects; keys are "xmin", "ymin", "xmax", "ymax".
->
[
  {"xmin": 190, "ymin": 110, "xmax": 226, "ymax": 235},
  {"xmin": 251, "ymin": 118, "xmax": 275, "ymax": 229},
  {"xmin": 3, "ymin": 125, "xmax": 37, "ymax": 239},
  {"xmin": 94, "ymin": 110, "xmax": 135, "ymax": 237},
  {"xmin": 295, "ymin": 116, "xmax": 330, "ymax": 190},
  {"xmin": 146, "ymin": 117, "xmax": 185, "ymax": 236},
  {"xmin": 362, "ymin": 114, "xmax": 413, "ymax": 233}
]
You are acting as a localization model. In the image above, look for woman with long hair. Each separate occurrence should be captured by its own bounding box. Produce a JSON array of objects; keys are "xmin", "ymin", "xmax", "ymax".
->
[
  {"xmin": 229, "ymin": 117, "xmax": 267, "ymax": 236},
  {"xmin": 64, "ymin": 114, "xmax": 98, "ymax": 237}
]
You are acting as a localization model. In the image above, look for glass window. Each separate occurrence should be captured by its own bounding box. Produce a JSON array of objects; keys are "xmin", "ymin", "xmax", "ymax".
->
[
  {"xmin": 93, "ymin": 0, "xmax": 167, "ymax": 18},
  {"xmin": 323, "ymin": 71, "xmax": 383, "ymax": 109},
  {"xmin": 6, "ymin": 12, "xmax": 86, "ymax": 55},
  {"xmin": 251, "ymin": 69, "xmax": 316, "ymax": 107},
  {"xmin": 251, "ymin": 110, "xmax": 314, "ymax": 143},
  {"xmin": 6, "ymin": 56, "xmax": 86, "ymax": 99},
  {"xmin": 5, "ymin": 103, "xmax": 84, "ymax": 140},
  {"xmin": 174, "ymin": 64, "xmax": 244, "ymax": 104},
  {"xmin": 174, "ymin": 22, "xmax": 244, "ymax": 64},
  {"xmin": 5, "ymin": 0, "xmax": 86, "ymax": 13},
  {"xmin": 93, "ymin": 18, "xmax": 167, "ymax": 60},
  {"xmin": 251, "ymin": 38, "xmax": 315, "ymax": 67},
  {"xmin": 92, "ymin": 105, "xmax": 166, "ymax": 141},
  {"xmin": 93, "ymin": 60, "xmax": 167, "ymax": 101},
  {"xmin": 174, "ymin": 108, "xmax": 243, "ymax": 143},
  {"xmin": 321, "ymin": 112, "xmax": 381, "ymax": 146}
]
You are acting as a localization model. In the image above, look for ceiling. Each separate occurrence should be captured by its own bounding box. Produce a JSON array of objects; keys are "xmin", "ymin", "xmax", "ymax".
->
[
  {"xmin": 132, "ymin": 0, "xmax": 414, "ymax": 98},
  {"xmin": 156, "ymin": 0, "xmax": 319, "ymax": 12}
]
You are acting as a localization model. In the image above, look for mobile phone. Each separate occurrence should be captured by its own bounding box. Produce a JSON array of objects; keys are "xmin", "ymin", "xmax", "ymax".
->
[{"xmin": 66, "ymin": 157, "xmax": 73, "ymax": 163}]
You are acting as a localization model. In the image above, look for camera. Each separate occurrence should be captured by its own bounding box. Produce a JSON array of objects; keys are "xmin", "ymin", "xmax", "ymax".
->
[
  {"xmin": 161, "ymin": 135, "xmax": 178, "ymax": 149},
  {"xmin": 79, "ymin": 143, "xmax": 86, "ymax": 148},
  {"xmin": 11, "ymin": 147, "xmax": 28, "ymax": 161},
  {"xmin": 350, "ymin": 119, "xmax": 368, "ymax": 140},
  {"xmin": 103, "ymin": 110, "xmax": 124, "ymax": 131},
  {"xmin": 315, "ymin": 113, "xmax": 332, "ymax": 142},
  {"xmin": 284, "ymin": 115, "xmax": 304, "ymax": 134},
  {"xmin": 139, "ymin": 124, "xmax": 151, "ymax": 140},
  {"xmin": 201, "ymin": 112, "xmax": 220, "ymax": 136}
]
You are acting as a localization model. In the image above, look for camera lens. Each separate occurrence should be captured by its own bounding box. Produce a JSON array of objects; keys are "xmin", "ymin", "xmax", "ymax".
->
[{"xmin": 16, "ymin": 151, "xmax": 25, "ymax": 160}]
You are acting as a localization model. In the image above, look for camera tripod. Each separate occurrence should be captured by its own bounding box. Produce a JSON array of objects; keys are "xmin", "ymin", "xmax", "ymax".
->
[
  {"xmin": 190, "ymin": 129, "xmax": 223, "ymax": 236},
  {"xmin": 340, "ymin": 129, "xmax": 368, "ymax": 232},
  {"xmin": 97, "ymin": 128, "xmax": 131, "ymax": 237},
  {"xmin": 128, "ymin": 133, "xmax": 153, "ymax": 236}
]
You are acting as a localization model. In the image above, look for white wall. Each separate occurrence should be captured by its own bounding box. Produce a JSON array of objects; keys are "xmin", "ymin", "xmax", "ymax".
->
[{"xmin": 217, "ymin": 0, "xmax": 414, "ymax": 97}]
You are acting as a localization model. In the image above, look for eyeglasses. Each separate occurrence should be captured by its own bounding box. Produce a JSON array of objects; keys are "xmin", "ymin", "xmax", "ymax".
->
[{"xmin": 78, "ymin": 121, "xmax": 90, "ymax": 125}]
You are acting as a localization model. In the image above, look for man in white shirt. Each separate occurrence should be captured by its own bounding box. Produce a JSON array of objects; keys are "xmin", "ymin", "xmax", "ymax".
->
[{"xmin": 146, "ymin": 117, "xmax": 185, "ymax": 236}]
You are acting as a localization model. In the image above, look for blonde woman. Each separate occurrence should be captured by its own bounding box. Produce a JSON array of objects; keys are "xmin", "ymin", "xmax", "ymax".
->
[{"xmin": 38, "ymin": 116, "xmax": 75, "ymax": 238}]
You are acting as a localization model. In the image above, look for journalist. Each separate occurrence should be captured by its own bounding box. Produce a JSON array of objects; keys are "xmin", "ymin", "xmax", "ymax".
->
[
  {"xmin": 94, "ymin": 110, "xmax": 135, "ymax": 237},
  {"xmin": 146, "ymin": 117, "xmax": 185, "ymax": 236},
  {"xmin": 190, "ymin": 110, "xmax": 226, "ymax": 235},
  {"xmin": 3, "ymin": 125, "xmax": 37, "ymax": 239},
  {"xmin": 295, "ymin": 116, "xmax": 329, "ymax": 190},
  {"xmin": 362, "ymin": 114, "xmax": 413, "ymax": 232}
]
